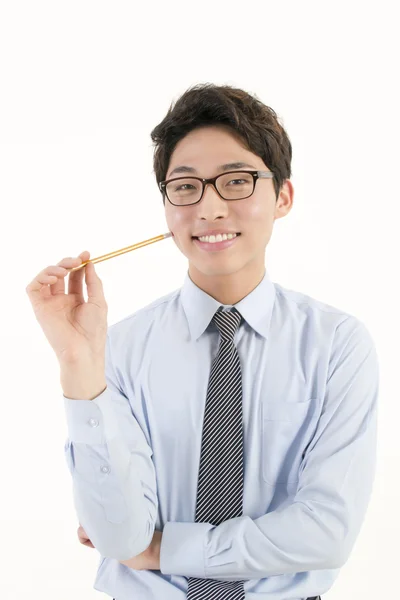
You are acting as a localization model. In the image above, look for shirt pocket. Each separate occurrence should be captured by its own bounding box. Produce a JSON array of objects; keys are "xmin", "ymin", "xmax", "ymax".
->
[{"xmin": 261, "ymin": 399, "xmax": 319, "ymax": 485}]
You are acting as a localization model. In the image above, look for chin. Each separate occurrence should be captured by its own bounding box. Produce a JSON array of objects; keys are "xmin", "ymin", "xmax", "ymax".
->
[{"xmin": 190, "ymin": 258, "xmax": 245, "ymax": 277}]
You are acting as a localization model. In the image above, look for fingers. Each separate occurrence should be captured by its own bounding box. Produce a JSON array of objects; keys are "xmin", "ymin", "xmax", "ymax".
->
[
  {"xmin": 25, "ymin": 268, "xmax": 64, "ymax": 298},
  {"xmin": 67, "ymin": 251, "xmax": 91, "ymax": 300},
  {"xmin": 82, "ymin": 256, "xmax": 106, "ymax": 308},
  {"xmin": 51, "ymin": 255, "xmax": 85, "ymax": 296},
  {"xmin": 77, "ymin": 524, "xmax": 89, "ymax": 542},
  {"xmin": 25, "ymin": 252, "xmax": 88, "ymax": 300},
  {"xmin": 77, "ymin": 524, "xmax": 95, "ymax": 548}
]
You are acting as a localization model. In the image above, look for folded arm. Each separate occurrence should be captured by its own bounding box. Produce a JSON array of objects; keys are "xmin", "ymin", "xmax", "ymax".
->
[
  {"xmin": 160, "ymin": 318, "xmax": 379, "ymax": 581},
  {"xmin": 63, "ymin": 330, "xmax": 158, "ymax": 560}
]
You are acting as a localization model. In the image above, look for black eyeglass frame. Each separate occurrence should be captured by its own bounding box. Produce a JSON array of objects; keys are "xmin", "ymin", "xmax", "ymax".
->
[{"xmin": 159, "ymin": 170, "xmax": 274, "ymax": 206}]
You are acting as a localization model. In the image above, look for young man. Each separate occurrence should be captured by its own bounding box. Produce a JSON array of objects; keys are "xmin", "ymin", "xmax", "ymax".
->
[{"xmin": 63, "ymin": 84, "xmax": 379, "ymax": 599}]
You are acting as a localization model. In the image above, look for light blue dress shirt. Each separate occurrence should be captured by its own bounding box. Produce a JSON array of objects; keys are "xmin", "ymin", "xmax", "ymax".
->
[{"xmin": 63, "ymin": 269, "xmax": 379, "ymax": 600}]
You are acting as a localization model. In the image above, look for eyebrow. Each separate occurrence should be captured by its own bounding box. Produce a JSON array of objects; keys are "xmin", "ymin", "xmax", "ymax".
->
[{"xmin": 168, "ymin": 161, "xmax": 257, "ymax": 178}]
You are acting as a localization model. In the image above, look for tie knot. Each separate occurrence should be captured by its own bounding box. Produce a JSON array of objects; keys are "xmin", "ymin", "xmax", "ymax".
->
[{"xmin": 212, "ymin": 308, "xmax": 242, "ymax": 342}]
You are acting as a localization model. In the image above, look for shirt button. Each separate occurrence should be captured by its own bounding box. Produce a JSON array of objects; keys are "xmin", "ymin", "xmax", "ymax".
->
[
  {"xmin": 88, "ymin": 418, "xmax": 99, "ymax": 428},
  {"xmin": 101, "ymin": 465, "xmax": 110, "ymax": 474}
]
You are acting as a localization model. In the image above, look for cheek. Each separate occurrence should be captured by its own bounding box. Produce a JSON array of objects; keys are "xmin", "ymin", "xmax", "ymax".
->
[
  {"xmin": 246, "ymin": 200, "xmax": 269, "ymax": 219},
  {"xmin": 241, "ymin": 203, "xmax": 273, "ymax": 245},
  {"xmin": 246, "ymin": 197, "xmax": 274, "ymax": 227},
  {"xmin": 166, "ymin": 209, "xmax": 190, "ymax": 238},
  {"xmin": 236, "ymin": 203, "xmax": 268, "ymax": 233},
  {"xmin": 165, "ymin": 215, "xmax": 188, "ymax": 250}
]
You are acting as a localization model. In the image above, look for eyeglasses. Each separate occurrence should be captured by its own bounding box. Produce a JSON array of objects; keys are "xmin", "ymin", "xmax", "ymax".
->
[{"xmin": 159, "ymin": 170, "xmax": 274, "ymax": 206}]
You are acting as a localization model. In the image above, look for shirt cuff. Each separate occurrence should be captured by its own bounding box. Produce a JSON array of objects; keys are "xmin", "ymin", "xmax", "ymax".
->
[
  {"xmin": 63, "ymin": 386, "xmax": 120, "ymax": 444},
  {"xmin": 160, "ymin": 521, "xmax": 213, "ymax": 578}
]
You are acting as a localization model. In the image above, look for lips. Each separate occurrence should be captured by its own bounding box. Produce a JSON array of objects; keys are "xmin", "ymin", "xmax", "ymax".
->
[
  {"xmin": 192, "ymin": 233, "xmax": 241, "ymax": 252},
  {"xmin": 192, "ymin": 233, "xmax": 241, "ymax": 239}
]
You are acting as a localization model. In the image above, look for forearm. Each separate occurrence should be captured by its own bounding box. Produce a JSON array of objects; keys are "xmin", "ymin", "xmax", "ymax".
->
[
  {"xmin": 60, "ymin": 359, "xmax": 107, "ymax": 400},
  {"xmin": 119, "ymin": 530, "xmax": 163, "ymax": 570},
  {"xmin": 63, "ymin": 384, "xmax": 158, "ymax": 560}
]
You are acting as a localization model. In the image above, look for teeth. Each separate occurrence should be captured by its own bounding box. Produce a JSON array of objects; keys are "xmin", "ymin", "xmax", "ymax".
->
[{"xmin": 198, "ymin": 233, "xmax": 237, "ymax": 243}]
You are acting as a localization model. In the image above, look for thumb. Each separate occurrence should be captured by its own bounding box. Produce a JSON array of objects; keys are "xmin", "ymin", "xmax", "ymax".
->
[{"xmin": 85, "ymin": 261, "xmax": 106, "ymax": 306}]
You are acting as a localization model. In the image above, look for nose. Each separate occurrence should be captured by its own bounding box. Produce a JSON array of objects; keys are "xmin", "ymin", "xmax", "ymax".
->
[{"xmin": 196, "ymin": 182, "xmax": 229, "ymax": 219}]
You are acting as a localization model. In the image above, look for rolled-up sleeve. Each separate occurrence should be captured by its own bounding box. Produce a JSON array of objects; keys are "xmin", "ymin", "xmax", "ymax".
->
[{"xmin": 161, "ymin": 317, "xmax": 379, "ymax": 580}]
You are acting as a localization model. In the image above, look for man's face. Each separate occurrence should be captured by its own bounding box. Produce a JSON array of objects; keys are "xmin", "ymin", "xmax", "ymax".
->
[{"xmin": 164, "ymin": 124, "xmax": 293, "ymax": 281}]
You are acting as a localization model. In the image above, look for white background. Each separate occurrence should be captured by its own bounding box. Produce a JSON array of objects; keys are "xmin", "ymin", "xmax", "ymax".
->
[{"xmin": 1, "ymin": 1, "xmax": 398, "ymax": 598}]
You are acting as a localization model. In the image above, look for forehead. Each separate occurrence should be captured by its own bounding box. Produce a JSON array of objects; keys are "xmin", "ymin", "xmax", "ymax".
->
[
  {"xmin": 173, "ymin": 124, "xmax": 246, "ymax": 153},
  {"xmin": 167, "ymin": 125, "xmax": 264, "ymax": 177}
]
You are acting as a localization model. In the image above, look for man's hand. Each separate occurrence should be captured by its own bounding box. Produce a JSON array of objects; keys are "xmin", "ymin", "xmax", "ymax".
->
[
  {"xmin": 77, "ymin": 524, "xmax": 162, "ymax": 570},
  {"xmin": 77, "ymin": 524, "xmax": 95, "ymax": 548},
  {"xmin": 119, "ymin": 529, "xmax": 162, "ymax": 570}
]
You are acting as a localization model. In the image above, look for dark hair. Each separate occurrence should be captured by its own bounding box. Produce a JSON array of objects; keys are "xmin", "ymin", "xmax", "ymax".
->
[{"xmin": 150, "ymin": 83, "xmax": 292, "ymax": 203}]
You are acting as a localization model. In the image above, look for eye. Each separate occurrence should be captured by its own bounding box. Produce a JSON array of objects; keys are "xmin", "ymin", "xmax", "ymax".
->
[
  {"xmin": 175, "ymin": 183, "xmax": 196, "ymax": 191},
  {"xmin": 228, "ymin": 179, "xmax": 247, "ymax": 185}
]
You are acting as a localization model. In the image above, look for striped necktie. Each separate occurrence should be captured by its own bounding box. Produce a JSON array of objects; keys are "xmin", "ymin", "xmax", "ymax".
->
[{"xmin": 187, "ymin": 307, "xmax": 246, "ymax": 599}]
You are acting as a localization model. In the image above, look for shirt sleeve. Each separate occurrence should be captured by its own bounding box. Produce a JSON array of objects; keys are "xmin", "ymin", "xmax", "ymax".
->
[
  {"xmin": 63, "ymin": 330, "xmax": 158, "ymax": 560},
  {"xmin": 160, "ymin": 317, "xmax": 379, "ymax": 581}
]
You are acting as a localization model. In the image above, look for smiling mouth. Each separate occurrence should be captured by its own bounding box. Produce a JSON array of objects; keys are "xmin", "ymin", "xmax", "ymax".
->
[{"xmin": 192, "ymin": 233, "xmax": 241, "ymax": 239}]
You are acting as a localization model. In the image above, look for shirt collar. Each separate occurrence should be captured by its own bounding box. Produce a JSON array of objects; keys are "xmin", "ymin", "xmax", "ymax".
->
[{"xmin": 180, "ymin": 269, "xmax": 276, "ymax": 341}]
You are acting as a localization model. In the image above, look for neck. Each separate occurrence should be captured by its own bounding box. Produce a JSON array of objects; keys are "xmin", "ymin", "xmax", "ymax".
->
[{"xmin": 188, "ymin": 261, "xmax": 266, "ymax": 305}]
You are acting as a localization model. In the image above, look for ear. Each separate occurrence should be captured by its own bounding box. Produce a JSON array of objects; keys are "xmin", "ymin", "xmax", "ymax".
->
[{"xmin": 274, "ymin": 180, "xmax": 294, "ymax": 220}]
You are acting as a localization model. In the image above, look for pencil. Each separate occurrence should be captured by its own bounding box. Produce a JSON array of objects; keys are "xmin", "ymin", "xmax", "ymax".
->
[{"xmin": 69, "ymin": 232, "xmax": 173, "ymax": 272}]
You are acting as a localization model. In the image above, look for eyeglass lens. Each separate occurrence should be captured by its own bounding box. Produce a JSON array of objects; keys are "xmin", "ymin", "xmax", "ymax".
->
[{"xmin": 165, "ymin": 171, "xmax": 255, "ymax": 205}]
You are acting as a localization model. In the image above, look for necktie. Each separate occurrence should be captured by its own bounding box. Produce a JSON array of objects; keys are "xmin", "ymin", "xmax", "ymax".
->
[{"xmin": 187, "ymin": 307, "xmax": 246, "ymax": 599}]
